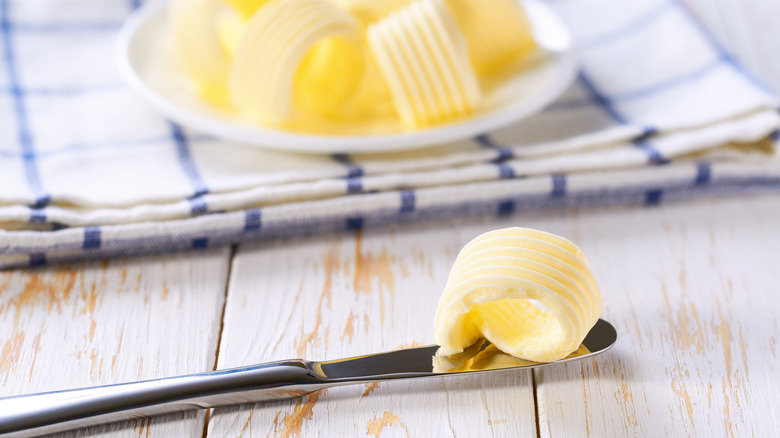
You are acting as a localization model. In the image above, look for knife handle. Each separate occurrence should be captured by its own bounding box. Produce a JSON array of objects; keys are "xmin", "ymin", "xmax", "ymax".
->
[{"xmin": 0, "ymin": 360, "xmax": 330, "ymax": 438}]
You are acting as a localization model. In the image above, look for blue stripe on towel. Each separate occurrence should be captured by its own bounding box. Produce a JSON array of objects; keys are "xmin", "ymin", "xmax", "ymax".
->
[
  {"xmin": 192, "ymin": 238, "xmax": 208, "ymax": 249},
  {"xmin": 634, "ymin": 141, "xmax": 668, "ymax": 165},
  {"xmin": 400, "ymin": 190, "xmax": 416, "ymax": 213},
  {"xmin": 611, "ymin": 58, "xmax": 723, "ymax": 102},
  {"xmin": 346, "ymin": 177, "xmax": 363, "ymax": 194},
  {"xmin": 576, "ymin": 72, "xmax": 628, "ymax": 124},
  {"xmin": 475, "ymin": 135, "xmax": 516, "ymax": 179},
  {"xmin": 694, "ymin": 162, "xmax": 712, "ymax": 185},
  {"xmin": 0, "ymin": 135, "xmax": 213, "ymax": 160},
  {"xmin": 0, "ymin": 84, "xmax": 124, "ymax": 96},
  {"xmin": 1, "ymin": 0, "xmax": 50, "ymax": 209},
  {"xmin": 346, "ymin": 217, "xmax": 364, "ymax": 230},
  {"xmin": 8, "ymin": 0, "xmax": 133, "ymax": 34},
  {"xmin": 245, "ymin": 209, "xmax": 262, "ymax": 231},
  {"xmin": 494, "ymin": 148, "xmax": 514, "ymax": 162},
  {"xmin": 645, "ymin": 189, "xmax": 663, "ymax": 205},
  {"xmin": 476, "ymin": 134, "xmax": 514, "ymax": 162},
  {"xmin": 170, "ymin": 123, "xmax": 210, "ymax": 215},
  {"xmin": 497, "ymin": 164, "xmax": 516, "ymax": 179},
  {"xmin": 8, "ymin": 170, "xmax": 780, "ymax": 270},
  {"xmin": 29, "ymin": 253, "xmax": 46, "ymax": 267},
  {"xmin": 189, "ymin": 197, "xmax": 208, "ymax": 215},
  {"xmin": 332, "ymin": 154, "xmax": 364, "ymax": 178},
  {"xmin": 29, "ymin": 209, "xmax": 46, "ymax": 223},
  {"xmin": 171, "ymin": 123, "xmax": 208, "ymax": 197},
  {"xmin": 83, "ymin": 227, "xmax": 101, "ymax": 249},
  {"xmin": 577, "ymin": 72, "xmax": 668, "ymax": 165},
  {"xmin": 333, "ymin": 154, "xmax": 365, "ymax": 194},
  {"xmin": 12, "ymin": 22, "xmax": 122, "ymax": 33},
  {"xmin": 497, "ymin": 200, "xmax": 515, "ymax": 216},
  {"xmin": 675, "ymin": 0, "xmax": 778, "ymax": 98},
  {"xmin": 551, "ymin": 174, "xmax": 567, "ymax": 197},
  {"xmin": 547, "ymin": 58, "xmax": 724, "ymax": 112}
]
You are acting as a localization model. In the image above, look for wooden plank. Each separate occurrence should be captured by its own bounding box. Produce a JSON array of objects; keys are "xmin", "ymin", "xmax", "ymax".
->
[
  {"xmin": 0, "ymin": 247, "xmax": 232, "ymax": 437},
  {"xmin": 536, "ymin": 196, "xmax": 780, "ymax": 437},
  {"xmin": 209, "ymin": 198, "xmax": 780, "ymax": 437},
  {"xmin": 207, "ymin": 224, "xmax": 538, "ymax": 437},
  {"xmin": 536, "ymin": 2, "xmax": 780, "ymax": 435}
]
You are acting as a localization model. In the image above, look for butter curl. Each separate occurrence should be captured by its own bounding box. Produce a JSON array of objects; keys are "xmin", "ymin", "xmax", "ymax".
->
[{"xmin": 434, "ymin": 227, "xmax": 603, "ymax": 363}]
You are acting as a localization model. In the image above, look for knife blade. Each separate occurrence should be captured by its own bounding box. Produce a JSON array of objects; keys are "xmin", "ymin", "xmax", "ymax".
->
[{"xmin": 0, "ymin": 319, "xmax": 616, "ymax": 437}]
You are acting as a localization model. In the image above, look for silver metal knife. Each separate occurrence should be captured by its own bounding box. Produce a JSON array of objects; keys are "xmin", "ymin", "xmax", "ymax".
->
[{"xmin": 0, "ymin": 319, "xmax": 616, "ymax": 437}]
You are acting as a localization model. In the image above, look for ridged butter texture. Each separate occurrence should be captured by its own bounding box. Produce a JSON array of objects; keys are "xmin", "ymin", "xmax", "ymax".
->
[
  {"xmin": 434, "ymin": 228, "xmax": 603, "ymax": 363},
  {"xmin": 169, "ymin": 0, "xmax": 536, "ymax": 130},
  {"xmin": 170, "ymin": 0, "xmax": 230, "ymax": 100},
  {"xmin": 367, "ymin": 0, "xmax": 481, "ymax": 128},
  {"xmin": 228, "ymin": 0, "xmax": 360, "ymax": 125}
]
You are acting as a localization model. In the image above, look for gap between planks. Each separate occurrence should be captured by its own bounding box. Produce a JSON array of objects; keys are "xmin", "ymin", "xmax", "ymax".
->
[
  {"xmin": 202, "ymin": 244, "xmax": 238, "ymax": 438},
  {"xmin": 532, "ymin": 369, "xmax": 542, "ymax": 438}
]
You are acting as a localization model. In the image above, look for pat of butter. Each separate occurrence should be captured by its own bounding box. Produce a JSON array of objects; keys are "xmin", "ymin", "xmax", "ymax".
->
[
  {"xmin": 445, "ymin": 0, "xmax": 536, "ymax": 75},
  {"xmin": 170, "ymin": 0, "xmax": 230, "ymax": 98},
  {"xmin": 216, "ymin": 9, "xmax": 247, "ymax": 58},
  {"xmin": 228, "ymin": 0, "xmax": 361, "ymax": 125},
  {"xmin": 367, "ymin": 0, "xmax": 481, "ymax": 129},
  {"xmin": 170, "ymin": 0, "xmax": 537, "ymax": 134},
  {"xmin": 434, "ymin": 228, "xmax": 603, "ymax": 363},
  {"xmin": 223, "ymin": 0, "xmax": 272, "ymax": 18},
  {"xmin": 334, "ymin": 0, "xmax": 413, "ymax": 25}
]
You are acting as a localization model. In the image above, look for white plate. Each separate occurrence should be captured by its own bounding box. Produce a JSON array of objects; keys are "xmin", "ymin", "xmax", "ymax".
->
[{"xmin": 116, "ymin": 0, "xmax": 577, "ymax": 154}]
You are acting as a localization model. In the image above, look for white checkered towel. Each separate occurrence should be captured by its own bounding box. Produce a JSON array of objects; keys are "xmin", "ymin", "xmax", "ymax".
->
[{"xmin": 0, "ymin": 0, "xmax": 778, "ymax": 269}]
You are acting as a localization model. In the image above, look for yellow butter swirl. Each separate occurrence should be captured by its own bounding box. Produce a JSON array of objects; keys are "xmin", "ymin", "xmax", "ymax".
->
[
  {"xmin": 172, "ymin": 0, "xmax": 536, "ymax": 133},
  {"xmin": 170, "ymin": 0, "xmax": 230, "ymax": 98},
  {"xmin": 367, "ymin": 0, "xmax": 481, "ymax": 129},
  {"xmin": 445, "ymin": 0, "xmax": 536, "ymax": 74},
  {"xmin": 228, "ymin": 0, "xmax": 360, "ymax": 125},
  {"xmin": 434, "ymin": 227, "xmax": 603, "ymax": 363}
]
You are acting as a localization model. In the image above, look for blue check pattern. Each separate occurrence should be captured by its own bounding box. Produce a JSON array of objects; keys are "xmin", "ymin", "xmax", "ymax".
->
[{"xmin": 0, "ymin": 0, "xmax": 779, "ymax": 269}]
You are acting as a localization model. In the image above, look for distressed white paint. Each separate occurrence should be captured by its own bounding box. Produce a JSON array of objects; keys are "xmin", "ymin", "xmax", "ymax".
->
[
  {"xmin": 0, "ymin": 248, "xmax": 231, "ymax": 437},
  {"xmin": 210, "ymin": 194, "xmax": 780, "ymax": 437},
  {"xmin": 3, "ymin": 1, "xmax": 780, "ymax": 436},
  {"xmin": 8, "ymin": 195, "xmax": 780, "ymax": 437},
  {"xmin": 207, "ymin": 228, "xmax": 537, "ymax": 437},
  {"xmin": 536, "ymin": 197, "xmax": 780, "ymax": 437}
]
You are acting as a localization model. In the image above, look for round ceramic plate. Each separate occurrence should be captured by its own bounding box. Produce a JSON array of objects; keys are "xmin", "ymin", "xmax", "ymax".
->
[{"xmin": 116, "ymin": 0, "xmax": 577, "ymax": 154}]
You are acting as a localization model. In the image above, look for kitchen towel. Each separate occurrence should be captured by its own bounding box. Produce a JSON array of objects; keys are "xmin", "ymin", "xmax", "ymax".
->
[{"xmin": 1, "ymin": 0, "xmax": 779, "ymax": 269}]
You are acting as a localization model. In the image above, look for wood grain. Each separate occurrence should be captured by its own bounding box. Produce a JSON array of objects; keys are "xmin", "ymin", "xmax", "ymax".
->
[
  {"xmin": 536, "ymin": 196, "xmax": 780, "ymax": 437},
  {"xmin": 3, "ymin": 1, "xmax": 779, "ymax": 437},
  {"xmin": 530, "ymin": 2, "xmax": 780, "ymax": 434},
  {"xmin": 0, "ymin": 248, "xmax": 231, "ymax": 437},
  {"xmin": 211, "ymin": 2, "xmax": 780, "ymax": 436},
  {"xmin": 207, "ymin": 226, "xmax": 538, "ymax": 437},
  {"xmin": 208, "ymin": 195, "xmax": 780, "ymax": 437}
]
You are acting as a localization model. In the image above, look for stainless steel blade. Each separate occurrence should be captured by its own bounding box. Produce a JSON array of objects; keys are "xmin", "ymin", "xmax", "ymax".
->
[{"xmin": 0, "ymin": 319, "xmax": 616, "ymax": 437}]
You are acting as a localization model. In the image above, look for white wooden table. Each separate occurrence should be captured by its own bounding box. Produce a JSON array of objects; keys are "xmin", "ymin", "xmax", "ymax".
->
[{"xmin": 2, "ymin": 1, "xmax": 779, "ymax": 436}]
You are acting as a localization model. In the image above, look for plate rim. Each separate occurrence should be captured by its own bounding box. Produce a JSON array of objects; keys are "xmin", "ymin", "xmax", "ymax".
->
[{"xmin": 115, "ymin": 0, "xmax": 578, "ymax": 155}]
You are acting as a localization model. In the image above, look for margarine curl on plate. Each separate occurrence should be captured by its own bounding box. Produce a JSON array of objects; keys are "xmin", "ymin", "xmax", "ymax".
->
[
  {"xmin": 433, "ymin": 228, "xmax": 602, "ymax": 363},
  {"xmin": 170, "ymin": 0, "xmax": 537, "ymax": 134}
]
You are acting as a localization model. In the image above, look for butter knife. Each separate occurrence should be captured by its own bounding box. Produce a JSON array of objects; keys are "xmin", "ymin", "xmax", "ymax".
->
[{"xmin": 0, "ymin": 319, "xmax": 616, "ymax": 437}]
